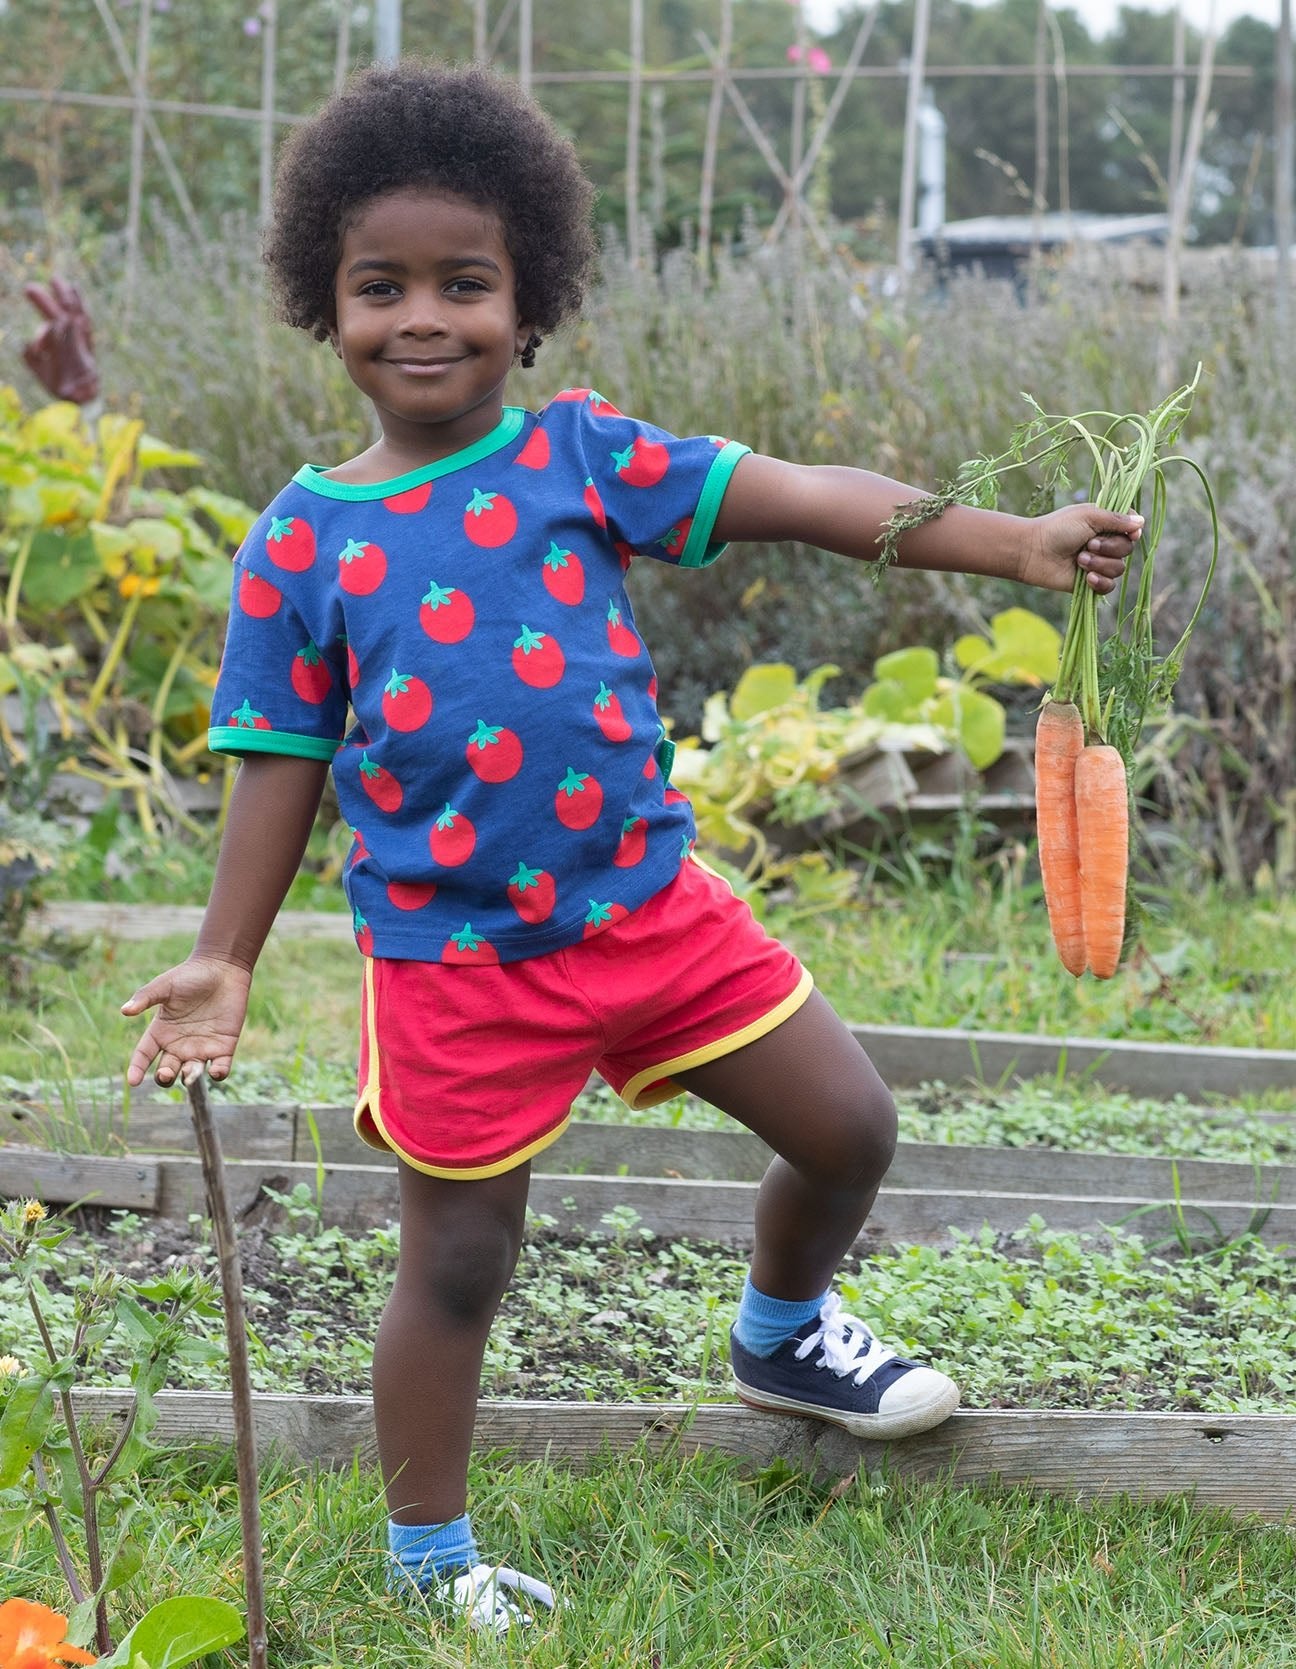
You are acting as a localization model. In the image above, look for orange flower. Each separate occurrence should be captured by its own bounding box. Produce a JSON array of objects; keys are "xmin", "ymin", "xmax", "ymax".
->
[{"xmin": 0, "ymin": 1599, "xmax": 97, "ymax": 1668}]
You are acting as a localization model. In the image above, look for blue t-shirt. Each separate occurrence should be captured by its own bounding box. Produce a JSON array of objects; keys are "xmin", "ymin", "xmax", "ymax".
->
[{"xmin": 209, "ymin": 389, "xmax": 750, "ymax": 963}]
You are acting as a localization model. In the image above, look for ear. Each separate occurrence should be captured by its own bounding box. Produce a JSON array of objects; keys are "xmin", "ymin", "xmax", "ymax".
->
[
  {"xmin": 327, "ymin": 325, "xmax": 343, "ymax": 359},
  {"xmin": 514, "ymin": 320, "xmax": 535, "ymax": 357}
]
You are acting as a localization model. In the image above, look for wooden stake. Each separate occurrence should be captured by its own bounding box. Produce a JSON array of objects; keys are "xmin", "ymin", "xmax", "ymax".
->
[
  {"xmin": 896, "ymin": 0, "xmax": 933, "ymax": 296},
  {"xmin": 698, "ymin": 0, "xmax": 732, "ymax": 270},
  {"xmin": 258, "ymin": 0, "xmax": 278, "ymax": 229},
  {"xmin": 1160, "ymin": 0, "xmax": 1217, "ymax": 378},
  {"xmin": 124, "ymin": 0, "xmax": 151, "ymax": 318},
  {"xmin": 185, "ymin": 1069, "xmax": 267, "ymax": 1669},
  {"xmin": 626, "ymin": 0, "xmax": 644, "ymax": 267}
]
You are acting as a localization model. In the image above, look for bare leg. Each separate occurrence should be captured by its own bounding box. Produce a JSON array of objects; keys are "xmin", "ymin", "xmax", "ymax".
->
[
  {"xmin": 675, "ymin": 989, "xmax": 895, "ymax": 1299},
  {"xmin": 374, "ymin": 1159, "xmax": 531, "ymax": 1525}
]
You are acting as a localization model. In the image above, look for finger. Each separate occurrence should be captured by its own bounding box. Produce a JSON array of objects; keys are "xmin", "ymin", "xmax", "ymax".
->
[
  {"xmin": 22, "ymin": 282, "xmax": 61, "ymax": 321},
  {"xmin": 1079, "ymin": 550, "xmax": 1127, "ymax": 579},
  {"xmin": 121, "ymin": 978, "xmax": 169, "ymax": 1016},
  {"xmin": 126, "ymin": 1033, "xmax": 162, "ymax": 1086}
]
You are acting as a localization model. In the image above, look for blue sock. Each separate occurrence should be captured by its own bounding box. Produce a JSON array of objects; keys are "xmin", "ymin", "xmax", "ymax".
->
[
  {"xmin": 388, "ymin": 1512, "xmax": 478, "ymax": 1590},
  {"xmin": 733, "ymin": 1275, "xmax": 830, "ymax": 1358}
]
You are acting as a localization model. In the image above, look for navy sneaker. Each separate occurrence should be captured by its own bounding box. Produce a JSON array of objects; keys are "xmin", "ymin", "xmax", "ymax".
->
[{"xmin": 730, "ymin": 1293, "xmax": 960, "ymax": 1439}]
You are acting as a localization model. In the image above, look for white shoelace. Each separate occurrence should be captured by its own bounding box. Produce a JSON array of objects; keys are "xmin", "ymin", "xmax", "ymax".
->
[
  {"xmin": 794, "ymin": 1294, "xmax": 898, "ymax": 1385},
  {"xmin": 442, "ymin": 1563, "xmax": 556, "ymax": 1634}
]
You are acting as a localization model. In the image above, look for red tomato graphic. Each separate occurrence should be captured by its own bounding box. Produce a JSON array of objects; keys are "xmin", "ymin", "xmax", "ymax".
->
[
  {"xmin": 582, "ymin": 477, "xmax": 606, "ymax": 529},
  {"xmin": 346, "ymin": 643, "xmax": 360, "ymax": 690},
  {"xmin": 337, "ymin": 537, "xmax": 388, "ymax": 595},
  {"xmin": 593, "ymin": 682, "xmax": 632, "ymax": 742},
  {"xmin": 387, "ymin": 880, "xmax": 437, "ymax": 911},
  {"xmin": 429, "ymin": 804, "xmax": 476, "ymax": 867},
  {"xmin": 359, "ymin": 752, "xmax": 403, "ymax": 813},
  {"xmin": 291, "ymin": 642, "xmax": 333, "ymax": 705},
  {"xmin": 238, "ymin": 569, "xmax": 282, "ymax": 618},
  {"xmin": 507, "ymin": 862, "xmax": 556, "ymax": 924},
  {"xmin": 614, "ymin": 541, "xmax": 637, "ymax": 572},
  {"xmin": 515, "ymin": 426, "xmax": 551, "ymax": 470},
  {"xmin": 512, "ymin": 626, "xmax": 565, "ymax": 689},
  {"xmin": 382, "ymin": 668, "xmax": 433, "ymax": 732},
  {"xmin": 552, "ymin": 389, "xmax": 623, "ymax": 416},
  {"xmin": 383, "ymin": 480, "xmax": 432, "ymax": 514},
  {"xmin": 419, "ymin": 581, "xmax": 475, "ymax": 644},
  {"xmin": 614, "ymin": 817, "xmax": 648, "ymax": 868},
  {"xmin": 463, "ymin": 488, "xmax": 517, "ymax": 547},
  {"xmin": 610, "ymin": 437, "xmax": 669, "ymax": 488},
  {"xmin": 555, "ymin": 767, "xmax": 603, "ymax": 830},
  {"xmin": 582, "ymin": 900, "xmax": 629, "ymax": 939},
  {"xmin": 605, "ymin": 602, "xmax": 640, "ymax": 659},
  {"xmin": 349, "ymin": 827, "xmax": 370, "ymax": 870},
  {"xmin": 466, "ymin": 720, "xmax": 523, "ymax": 782},
  {"xmin": 229, "ymin": 699, "xmax": 271, "ymax": 731},
  {"xmin": 265, "ymin": 514, "xmax": 316, "ymax": 571},
  {"xmin": 353, "ymin": 908, "xmax": 374, "ymax": 956},
  {"xmin": 647, "ymin": 675, "xmax": 658, "ymax": 702},
  {"xmin": 442, "ymin": 923, "xmax": 498, "ymax": 964},
  {"xmin": 542, "ymin": 542, "xmax": 585, "ymax": 606}
]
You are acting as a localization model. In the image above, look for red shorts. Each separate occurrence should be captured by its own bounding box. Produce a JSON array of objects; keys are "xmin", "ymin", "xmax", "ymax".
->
[{"xmin": 353, "ymin": 858, "xmax": 812, "ymax": 1178}]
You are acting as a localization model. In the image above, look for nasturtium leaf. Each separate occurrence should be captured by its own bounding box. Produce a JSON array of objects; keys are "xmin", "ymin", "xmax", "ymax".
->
[
  {"xmin": 90, "ymin": 521, "xmax": 136, "ymax": 572},
  {"xmin": 930, "ymin": 686, "xmax": 1005, "ymax": 770},
  {"xmin": 861, "ymin": 678, "xmax": 910, "ymax": 721},
  {"xmin": 873, "ymin": 646, "xmax": 938, "ymax": 706},
  {"xmin": 731, "ymin": 663, "xmax": 798, "ymax": 721},
  {"xmin": 136, "ymin": 435, "xmax": 203, "ymax": 471},
  {"xmin": 95, "ymin": 1595, "xmax": 244, "ymax": 1669},
  {"xmin": 19, "ymin": 529, "xmax": 102, "ymax": 609},
  {"xmin": 954, "ymin": 608, "xmax": 1060, "ymax": 685},
  {"xmin": 124, "ymin": 517, "xmax": 184, "ymax": 566},
  {"xmin": 186, "ymin": 486, "xmax": 257, "ymax": 544}
]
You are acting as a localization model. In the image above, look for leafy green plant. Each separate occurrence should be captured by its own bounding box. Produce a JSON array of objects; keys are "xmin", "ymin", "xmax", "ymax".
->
[
  {"xmin": 0, "ymin": 387, "xmax": 256, "ymax": 838},
  {"xmin": 0, "ymin": 1197, "xmax": 241, "ymax": 1661}
]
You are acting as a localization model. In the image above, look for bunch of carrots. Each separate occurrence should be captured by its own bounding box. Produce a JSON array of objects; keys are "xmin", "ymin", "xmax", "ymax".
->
[{"xmin": 885, "ymin": 367, "xmax": 1218, "ymax": 980}]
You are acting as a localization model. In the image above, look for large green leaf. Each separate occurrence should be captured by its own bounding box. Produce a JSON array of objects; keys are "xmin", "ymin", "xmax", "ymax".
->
[
  {"xmin": 873, "ymin": 646, "xmax": 938, "ymax": 706},
  {"xmin": 929, "ymin": 686, "xmax": 1006, "ymax": 770},
  {"xmin": 954, "ymin": 607, "xmax": 1061, "ymax": 685},
  {"xmin": 730, "ymin": 662, "xmax": 798, "ymax": 721},
  {"xmin": 95, "ymin": 1597, "xmax": 244, "ymax": 1669},
  {"xmin": 0, "ymin": 1375, "xmax": 55, "ymax": 1487},
  {"xmin": 19, "ymin": 528, "xmax": 103, "ymax": 609}
]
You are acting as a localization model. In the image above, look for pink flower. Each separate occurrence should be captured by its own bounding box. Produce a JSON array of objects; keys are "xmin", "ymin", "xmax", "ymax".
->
[{"xmin": 808, "ymin": 45, "xmax": 832, "ymax": 72}]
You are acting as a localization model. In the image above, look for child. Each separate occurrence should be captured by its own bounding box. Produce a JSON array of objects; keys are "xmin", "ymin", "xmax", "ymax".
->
[{"xmin": 122, "ymin": 60, "xmax": 1139, "ymax": 1635}]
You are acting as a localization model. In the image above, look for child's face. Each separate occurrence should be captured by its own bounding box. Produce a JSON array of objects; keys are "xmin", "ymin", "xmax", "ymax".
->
[{"xmin": 330, "ymin": 187, "xmax": 532, "ymax": 461}]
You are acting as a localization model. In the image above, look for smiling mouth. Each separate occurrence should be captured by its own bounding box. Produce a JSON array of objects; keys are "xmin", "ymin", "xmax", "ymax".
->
[{"xmin": 385, "ymin": 356, "xmax": 465, "ymax": 371}]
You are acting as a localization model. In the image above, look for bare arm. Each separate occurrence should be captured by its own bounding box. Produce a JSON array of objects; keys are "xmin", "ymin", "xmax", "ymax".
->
[
  {"xmin": 711, "ymin": 454, "xmax": 1141, "ymax": 592},
  {"xmin": 122, "ymin": 753, "xmax": 330, "ymax": 1086}
]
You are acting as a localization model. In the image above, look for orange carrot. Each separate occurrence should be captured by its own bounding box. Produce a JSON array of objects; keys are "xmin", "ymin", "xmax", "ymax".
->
[
  {"xmin": 1074, "ymin": 743, "xmax": 1129, "ymax": 979},
  {"xmin": 1035, "ymin": 700, "xmax": 1086, "ymax": 976}
]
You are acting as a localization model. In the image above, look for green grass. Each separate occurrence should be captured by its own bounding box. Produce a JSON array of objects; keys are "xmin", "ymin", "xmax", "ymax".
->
[
  {"xmin": 4, "ymin": 1444, "xmax": 1295, "ymax": 1668},
  {"xmin": 6, "ymin": 879, "xmax": 1294, "ymax": 1110}
]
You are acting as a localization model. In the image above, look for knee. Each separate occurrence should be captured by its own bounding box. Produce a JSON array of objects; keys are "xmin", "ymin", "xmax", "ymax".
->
[
  {"xmin": 400, "ymin": 1214, "xmax": 521, "ymax": 1327},
  {"xmin": 787, "ymin": 1076, "xmax": 897, "ymax": 1193}
]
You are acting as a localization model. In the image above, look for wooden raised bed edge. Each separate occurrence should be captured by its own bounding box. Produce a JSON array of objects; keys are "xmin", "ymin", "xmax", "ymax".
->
[
  {"xmin": 68, "ymin": 1391, "xmax": 1296, "ymax": 1524},
  {"xmin": 5, "ymin": 1145, "xmax": 1295, "ymax": 1248}
]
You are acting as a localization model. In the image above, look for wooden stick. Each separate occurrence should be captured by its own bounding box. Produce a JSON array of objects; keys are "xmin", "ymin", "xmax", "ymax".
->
[{"xmin": 185, "ymin": 1069, "xmax": 267, "ymax": 1669}]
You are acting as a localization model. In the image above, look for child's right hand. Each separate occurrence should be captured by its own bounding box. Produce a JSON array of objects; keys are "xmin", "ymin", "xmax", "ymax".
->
[{"xmin": 121, "ymin": 955, "xmax": 253, "ymax": 1088}]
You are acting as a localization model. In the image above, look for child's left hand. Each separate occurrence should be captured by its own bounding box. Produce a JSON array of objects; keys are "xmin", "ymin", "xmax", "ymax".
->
[{"xmin": 1022, "ymin": 504, "xmax": 1142, "ymax": 594}]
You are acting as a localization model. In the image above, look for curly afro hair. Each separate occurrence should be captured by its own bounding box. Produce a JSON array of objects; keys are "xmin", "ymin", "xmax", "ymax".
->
[{"xmin": 263, "ymin": 59, "xmax": 598, "ymax": 348}]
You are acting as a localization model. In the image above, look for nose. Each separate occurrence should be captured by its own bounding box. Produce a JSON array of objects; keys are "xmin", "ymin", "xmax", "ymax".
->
[{"xmin": 396, "ymin": 285, "xmax": 450, "ymax": 337}]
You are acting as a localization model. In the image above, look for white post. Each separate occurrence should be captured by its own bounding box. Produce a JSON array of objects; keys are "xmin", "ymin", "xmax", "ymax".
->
[
  {"xmin": 473, "ymin": 0, "xmax": 489, "ymax": 60},
  {"xmin": 896, "ymin": 0, "xmax": 932, "ymax": 296},
  {"xmin": 698, "ymin": 0, "xmax": 733, "ymax": 271},
  {"xmin": 626, "ymin": 0, "xmax": 644, "ymax": 267},
  {"xmin": 124, "ymin": 0, "xmax": 152, "ymax": 313},
  {"xmin": 1277, "ymin": 0, "xmax": 1293, "ymax": 331},
  {"xmin": 258, "ymin": 0, "xmax": 278, "ymax": 228},
  {"xmin": 374, "ymin": 0, "xmax": 401, "ymax": 63},
  {"xmin": 519, "ymin": 0, "xmax": 533, "ymax": 92},
  {"xmin": 334, "ymin": 0, "xmax": 352, "ymax": 90}
]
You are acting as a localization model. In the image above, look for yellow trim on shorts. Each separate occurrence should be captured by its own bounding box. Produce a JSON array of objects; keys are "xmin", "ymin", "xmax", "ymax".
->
[
  {"xmin": 618, "ymin": 964, "xmax": 815, "ymax": 1111},
  {"xmin": 352, "ymin": 959, "xmax": 571, "ymax": 1179}
]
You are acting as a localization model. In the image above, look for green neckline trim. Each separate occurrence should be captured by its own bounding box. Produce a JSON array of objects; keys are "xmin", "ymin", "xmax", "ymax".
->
[
  {"xmin": 208, "ymin": 728, "xmax": 339, "ymax": 761},
  {"xmin": 677, "ymin": 440, "xmax": 751, "ymax": 569},
  {"xmin": 293, "ymin": 408, "xmax": 525, "ymax": 501}
]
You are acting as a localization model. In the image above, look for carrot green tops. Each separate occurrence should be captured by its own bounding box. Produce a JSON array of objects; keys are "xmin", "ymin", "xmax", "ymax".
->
[{"xmin": 208, "ymin": 389, "xmax": 750, "ymax": 962}]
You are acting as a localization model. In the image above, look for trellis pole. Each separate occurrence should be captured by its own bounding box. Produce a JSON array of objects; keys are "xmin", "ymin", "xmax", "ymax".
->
[
  {"xmin": 1168, "ymin": 3, "xmax": 1186, "ymax": 212},
  {"xmin": 473, "ymin": 0, "xmax": 489, "ymax": 60},
  {"xmin": 1277, "ymin": 0, "xmax": 1293, "ymax": 331},
  {"xmin": 519, "ymin": 0, "xmax": 533, "ymax": 93},
  {"xmin": 1159, "ymin": 0, "xmax": 1217, "ymax": 383},
  {"xmin": 895, "ymin": 0, "xmax": 933, "ymax": 296},
  {"xmin": 258, "ymin": 0, "xmax": 278, "ymax": 228},
  {"xmin": 788, "ymin": 1, "xmax": 809, "ymax": 245},
  {"xmin": 697, "ymin": 0, "xmax": 732, "ymax": 271},
  {"xmin": 124, "ymin": 0, "xmax": 152, "ymax": 316},
  {"xmin": 333, "ymin": 0, "xmax": 352, "ymax": 90},
  {"xmin": 1032, "ymin": 0, "xmax": 1049, "ymax": 273},
  {"xmin": 626, "ymin": 0, "xmax": 644, "ymax": 266}
]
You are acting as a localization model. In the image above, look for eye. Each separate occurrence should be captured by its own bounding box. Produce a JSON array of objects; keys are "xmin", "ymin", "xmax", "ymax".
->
[
  {"xmin": 445, "ymin": 277, "xmax": 490, "ymax": 296},
  {"xmin": 357, "ymin": 279, "xmax": 401, "ymax": 298}
]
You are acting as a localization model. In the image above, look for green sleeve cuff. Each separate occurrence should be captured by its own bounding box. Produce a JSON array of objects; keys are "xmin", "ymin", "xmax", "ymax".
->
[
  {"xmin": 678, "ymin": 441, "xmax": 751, "ymax": 569},
  {"xmin": 208, "ymin": 727, "xmax": 340, "ymax": 761}
]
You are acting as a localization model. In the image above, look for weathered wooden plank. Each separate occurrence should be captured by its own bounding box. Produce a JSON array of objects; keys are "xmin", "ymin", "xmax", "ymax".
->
[
  {"xmin": 849, "ymin": 1024, "xmax": 1296, "ymax": 1098},
  {"xmin": 67, "ymin": 1391, "xmax": 1296, "ymax": 1520},
  {"xmin": 138, "ymin": 1155, "xmax": 1296, "ymax": 1245},
  {"xmin": 0, "ymin": 1149, "xmax": 160, "ymax": 1211},
  {"xmin": 49, "ymin": 1102, "xmax": 299, "ymax": 1161},
  {"xmin": 32, "ymin": 902, "xmax": 354, "ymax": 942}
]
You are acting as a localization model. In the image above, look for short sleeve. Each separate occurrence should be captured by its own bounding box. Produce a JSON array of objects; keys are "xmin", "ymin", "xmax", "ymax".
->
[
  {"xmin": 208, "ymin": 556, "xmax": 348, "ymax": 761},
  {"xmin": 564, "ymin": 391, "xmax": 750, "ymax": 569}
]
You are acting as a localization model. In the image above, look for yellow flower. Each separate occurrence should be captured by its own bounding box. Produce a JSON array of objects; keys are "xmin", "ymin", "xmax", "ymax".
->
[
  {"xmin": 22, "ymin": 1200, "xmax": 47, "ymax": 1226},
  {"xmin": 0, "ymin": 1598, "xmax": 97, "ymax": 1667},
  {"xmin": 0, "ymin": 1356, "xmax": 23, "ymax": 1377},
  {"xmin": 118, "ymin": 573, "xmax": 161, "ymax": 599}
]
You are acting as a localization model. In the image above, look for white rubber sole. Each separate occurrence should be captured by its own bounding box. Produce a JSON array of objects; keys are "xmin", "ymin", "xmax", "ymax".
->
[{"xmin": 733, "ymin": 1372, "xmax": 961, "ymax": 1440}]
